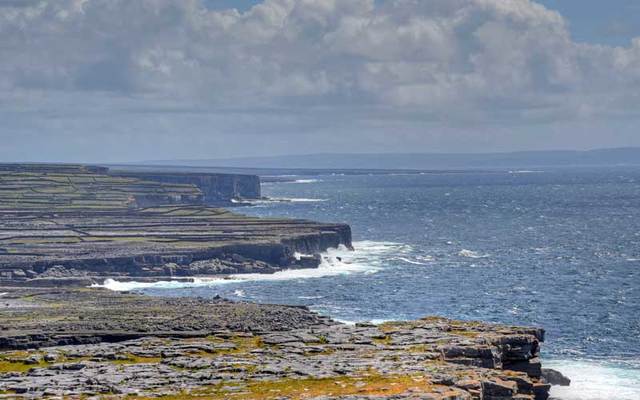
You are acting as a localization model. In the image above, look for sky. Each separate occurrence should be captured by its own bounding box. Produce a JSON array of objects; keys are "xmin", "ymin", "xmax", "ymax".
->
[{"xmin": 1, "ymin": 0, "xmax": 639, "ymax": 163}]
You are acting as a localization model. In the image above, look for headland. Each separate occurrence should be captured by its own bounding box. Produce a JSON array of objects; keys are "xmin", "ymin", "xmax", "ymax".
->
[{"xmin": 0, "ymin": 163, "xmax": 564, "ymax": 399}]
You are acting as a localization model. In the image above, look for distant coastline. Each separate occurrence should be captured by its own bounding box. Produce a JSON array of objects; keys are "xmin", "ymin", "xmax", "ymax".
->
[{"xmin": 136, "ymin": 147, "xmax": 640, "ymax": 171}]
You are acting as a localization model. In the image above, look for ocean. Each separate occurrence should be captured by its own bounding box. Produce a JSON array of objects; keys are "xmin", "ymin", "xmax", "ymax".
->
[{"xmin": 104, "ymin": 167, "xmax": 640, "ymax": 399}]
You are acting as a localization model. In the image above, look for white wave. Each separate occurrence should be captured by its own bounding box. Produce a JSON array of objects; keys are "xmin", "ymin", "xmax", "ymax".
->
[
  {"xmin": 298, "ymin": 295, "xmax": 324, "ymax": 300},
  {"xmin": 547, "ymin": 359, "xmax": 640, "ymax": 400},
  {"xmin": 363, "ymin": 269, "xmax": 377, "ymax": 275},
  {"xmin": 293, "ymin": 252, "xmax": 312, "ymax": 261},
  {"xmin": 219, "ymin": 244, "xmax": 381, "ymax": 282},
  {"xmin": 508, "ymin": 170, "xmax": 544, "ymax": 174},
  {"xmin": 626, "ymin": 258, "xmax": 639, "ymax": 262},
  {"xmin": 370, "ymin": 318, "xmax": 395, "ymax": 325},
  {"xmin": 281, "ymin": 197, "xmax": 327, "ymax": 202},
  {"xmin": 93, "ymin": 241, "xmax": 404, "ymax": 291},
  {"xmin": 287, "ymin": 179, "xmax": 322, "ymax": 184},
  {"xmin": 458, "ymin": 249, "xmax": 490, "ymax": 258},
  {"xmin": 92, "ymin": 277, "xmax": 229, "ymax": 291},
  {"xmin": 354, "ymin": 240, "xmax": 413, "ymax": 255},
  {"xmin": 233, "ymin": 289, "xmax": 246, "ymax": 298},
  {"xmin": 246, "ymin": 197, "xmax": 328, "ymax": 205},
  {"xmin": 395, "ymin": 256, "xmax": 432, "ymax": 265},
  {"xmin": 333, "ymin": 318, "xmax": 395, "ymax": 325}
]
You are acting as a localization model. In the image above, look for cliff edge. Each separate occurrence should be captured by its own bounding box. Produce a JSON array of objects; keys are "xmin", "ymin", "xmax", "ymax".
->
[{"xmin": 0, "ymin": 164, "xmax": 350, "ymax": 284}]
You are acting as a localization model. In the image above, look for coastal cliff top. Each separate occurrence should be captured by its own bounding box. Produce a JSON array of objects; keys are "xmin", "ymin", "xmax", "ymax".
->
[
  {"xmin": 0, "ymin": 287, "xmax": 550, "ymax": 399},
  {"xmin": 0, "ymin": 167, "xmax": 202, "ymax": 213},
  {"xmin": 0, "ymin": 165, "xmax": 351, "ymax": 281}
]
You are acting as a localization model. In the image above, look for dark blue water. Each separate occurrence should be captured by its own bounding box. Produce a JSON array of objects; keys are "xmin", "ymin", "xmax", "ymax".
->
[{"xmin": 137, "ymin": 167, "xmax": 640, "ymax": 397}]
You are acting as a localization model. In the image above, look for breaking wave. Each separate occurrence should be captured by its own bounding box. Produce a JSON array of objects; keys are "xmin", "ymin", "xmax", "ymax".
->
[
  {"xmin": 394, "ymin": 255, "xmax": 434, "ymax": 265},
  {"xmin": 289, "ymin": 179, "xmax": 322, "ymax": 184},
  {"xmin": 546, "ymin": 359, "xmax": 640, "ymax": 400},
  {"xmin": 93, "ymin": 241, "xmax": 406, "ymax": 292},
  {"xmin": 458, "ymin": 249, "xmax": 490, "ymax": 258},
  {"xmin": 235, "ymin": 197, "xmax": 328, "ymax": 205}
]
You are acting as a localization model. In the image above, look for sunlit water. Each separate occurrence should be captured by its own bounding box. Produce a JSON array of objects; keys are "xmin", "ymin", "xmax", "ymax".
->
[{"xmin": 102, "ymin": 168, "xmax": 640, "ymax": 399}]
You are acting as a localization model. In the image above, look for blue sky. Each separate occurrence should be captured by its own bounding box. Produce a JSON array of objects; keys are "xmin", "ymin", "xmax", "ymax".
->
[
  {"xmin": 537, "ymin": 0, "xmax": 640, "ymax": 46},
  {"xmin": 1, "ymin": 0, "xmax": 639, "ymax": 162}
]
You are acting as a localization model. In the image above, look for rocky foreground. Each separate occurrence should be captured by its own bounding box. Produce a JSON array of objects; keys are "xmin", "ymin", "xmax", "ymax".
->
[
  {"xmin": 0, "ymin": 287, "xmax": 560, "ymax": 400},
  {"xmin": 0, "ymin": 164, "xmax": 566, "ymax": 399}
]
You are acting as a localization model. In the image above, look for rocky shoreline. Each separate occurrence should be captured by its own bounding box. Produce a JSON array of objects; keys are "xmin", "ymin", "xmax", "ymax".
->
[
  {"xmin": 0, "ymin": 287, "xmax": 564, "ymax": 399},
  {"xmin": 0, "ymin": 163, "xmax": 568, "ymax": 399},
  {"xmin": 0, "ymin": 164, "xmax": 351, "ymax": 285}
]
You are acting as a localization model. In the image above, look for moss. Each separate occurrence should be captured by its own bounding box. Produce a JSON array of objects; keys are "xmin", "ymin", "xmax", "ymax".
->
[
  {"xmin": 316, "ymin": 335, "xmax": 329, "ymax": 344},
  {"xmin": 228, "ymin": 336, "xmax": 263, "ymax": 354},
  {"xmin": 407, "ymin": 344, "xmax": 431, "ymax": 353},
  {"xmin": 203, "ymin": 335, "xmax": 264, "ymax": 356},
  {"xmin": 373, "ymin": 335, "xmax": 393, "ymax": 346},
  {"xmin": 0, "ymin": 359, "xmax": 50, "ymax": 373},
  {"xmin": 110, "ymin": 354, "xmax": 163, "ymax": 365},
  {"xmin": 135, "ymin": 373, "xmax": 460, "ymax": 400},
  {"xmin": 378, "ymin": 321, "xmax": 418, "ymax": 333},
  {"xmin": 420, "ymin": 316, "xmax": 449, "ymax": 323},
  {"xmin": 303, "ymin": 348, "xmax": 335, "ymax": 357},
  {"xmin": 449, "ymin": 329, "xmax": 481, "ymax": 338}
]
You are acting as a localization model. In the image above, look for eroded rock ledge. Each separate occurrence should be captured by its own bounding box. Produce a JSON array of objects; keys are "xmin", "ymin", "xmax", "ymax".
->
[{"xmin": 0, "ymin": 288, "xmax": 552, "ymax": 399}]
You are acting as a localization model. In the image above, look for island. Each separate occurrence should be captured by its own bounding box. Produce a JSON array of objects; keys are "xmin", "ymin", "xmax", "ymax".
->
[{"xmin": 0, "ymin": 163, "xmax": 562, "ymax": 399}]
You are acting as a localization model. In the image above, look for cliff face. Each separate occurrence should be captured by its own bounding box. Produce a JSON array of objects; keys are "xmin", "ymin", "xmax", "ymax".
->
[
  {"xmin": 0, "ymin": 205, "xmax": 352, "ymax": 283},
  {"xmin": 110, "ymin": 171, "xmax": 261, "ymax": 204}
]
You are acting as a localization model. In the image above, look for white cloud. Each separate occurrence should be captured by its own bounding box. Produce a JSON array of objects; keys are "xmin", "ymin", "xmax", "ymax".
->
[{"xmin": 0, "ymin": 0, "xmax": 639, "ymax": 161}]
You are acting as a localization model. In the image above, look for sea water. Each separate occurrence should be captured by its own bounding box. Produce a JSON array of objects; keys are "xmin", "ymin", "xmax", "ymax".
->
[{"xmin": 104, "ymin": 167, "xmax": 640, "ymax": 399}]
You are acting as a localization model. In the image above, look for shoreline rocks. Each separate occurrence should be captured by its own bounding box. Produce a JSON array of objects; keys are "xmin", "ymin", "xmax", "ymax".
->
[
  {"xmin": 0, "ymin": 164, "xmax": 563, "ymax": 399},
  {"xmin": 0, "ymin": 288, "xmax": 556, "ymax": 399}
]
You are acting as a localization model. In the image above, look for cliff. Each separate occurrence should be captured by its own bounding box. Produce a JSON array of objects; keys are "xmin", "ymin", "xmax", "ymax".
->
[
  {"xmin": 0, "ymin": 164, "xmax": 351, "ymax": 284},
  {"xmin": 0, "ymin": 163, "xmax": 562, "ymax": 399},
  {"xmin": 109, "ymin": 170, "xmax": 261, "ymax": 204}
]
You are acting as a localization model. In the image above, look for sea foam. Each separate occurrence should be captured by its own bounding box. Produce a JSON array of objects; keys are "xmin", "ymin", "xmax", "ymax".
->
[
  {"xmin": 93, "ymin": 241, "xmax": 404, "ymax": 292},
  {"xmin": 547, "ymin": 359, "xmax": 640, "ymax": 400},
  {"xmin": 240, "ymin": 197, "xmax": 328, "ymax": 205},
  {"xmin": 289, "ymin": 179, "xmax": 322, "ymax": 184},
  {"xmin": 458, "ymin": 249, "xmax": 490, "ymax": 258}
]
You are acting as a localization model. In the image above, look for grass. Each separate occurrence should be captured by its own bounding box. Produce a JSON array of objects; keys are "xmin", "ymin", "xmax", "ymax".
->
[
  {"xmin": 373, "ymin": 335, "xmax": 393, "ymax": 346},
  {"xmin": 110, "ymin": 354, "xmax": 163, "ymax": 365},
  {"xmin": 130, "ymin": 372, "xmax": 461, "ymax": 400},
  {"xmin": 0, "ymin": 358, "xmax": 50, "ymax": 373},
  {"xmin": 212, "ymin": 335, "xmax": 264, "ymax": 355},
  {"xmin": 0, "ymin": 350, "xmax": 162, "ymax": 374},
  {"xmin": 449, "ymin": 329, "xmax": 481, "ymax": 338},
  {"xmin": 0, "ymin": 170, "xmax": 201, "ymax": 212}
]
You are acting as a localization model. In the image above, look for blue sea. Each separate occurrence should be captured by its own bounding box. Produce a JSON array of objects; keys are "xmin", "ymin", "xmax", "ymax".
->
[{"xmin": 105, "ymin": 167, "xmax": 640, "ymax": 399}]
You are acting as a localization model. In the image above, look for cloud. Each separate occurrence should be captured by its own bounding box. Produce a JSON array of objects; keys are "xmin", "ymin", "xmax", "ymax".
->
[{"xmin": 0, "ymin": 0, "xmax": 639, "ymax": 161}]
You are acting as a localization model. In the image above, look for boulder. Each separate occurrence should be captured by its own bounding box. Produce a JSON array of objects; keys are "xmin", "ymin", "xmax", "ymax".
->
[{"xmin": 541, "ymin": 368, "xmax": 571, "ymax": 386}]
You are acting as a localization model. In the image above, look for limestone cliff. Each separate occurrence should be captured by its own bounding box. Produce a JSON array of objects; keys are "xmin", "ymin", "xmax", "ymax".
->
[
  {"xmin": 0, "ymin": 165, "xmax": 350, "ymax": 283},
  {"xmin": 110, "ymin": 171, "xmax": 261, "ymax": 204}
]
